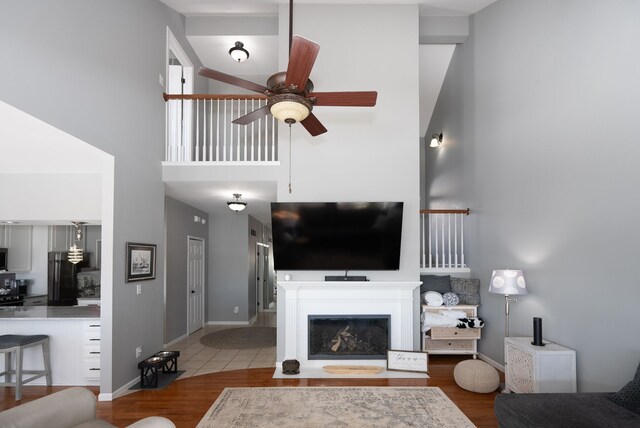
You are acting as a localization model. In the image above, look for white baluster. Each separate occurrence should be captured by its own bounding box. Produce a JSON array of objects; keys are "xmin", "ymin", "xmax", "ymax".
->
[
  {"xmin": 461, "ymin": 214, "xmax": 465, "ymax": 267},
  {"xmin": 421, "ymin": 213, "xmax": 426, "ymax": 268},
  {"xmin": 448, "ymin": 213, "xmax": 452, "ymax": 268},
  {"xmin": 244, "ymin": 99, "xmax": 248, "ymax": 161},
  {"xmin": 454, "ymin": 213, "xmax": 459, "ymax": 268},
  {"xmin": 434, "ymin": 215, "xmax": 439, "ymax": 268},
  {"xmin": 251, "ymin": 99, "xmax": 255, "ymax": 162}
]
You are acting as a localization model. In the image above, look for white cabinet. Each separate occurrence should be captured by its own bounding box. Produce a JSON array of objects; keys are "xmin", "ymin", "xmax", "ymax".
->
[
  {"xmin": 0, "ymin": 225, "xmax": 33, "ymax": 272},
  {"xmin": 82, "ymin": 321, "xmax": 101, "ymax": 380},
  {"xmin": 48, "ymin": 226, "xmax": 74, "ymax": 252},
  {"xmin": 505, "ymin": 337, "xmax": 577, "ymax": 393},
  {"xmin": 421, "ymin": 304, "xmax": 480, "ymax": 357}
]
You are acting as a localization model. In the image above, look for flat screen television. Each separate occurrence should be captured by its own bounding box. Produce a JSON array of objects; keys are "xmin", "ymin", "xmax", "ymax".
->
[{"xmin": 270, "ymin": 202, "xmax": 403, "ymax": 271}]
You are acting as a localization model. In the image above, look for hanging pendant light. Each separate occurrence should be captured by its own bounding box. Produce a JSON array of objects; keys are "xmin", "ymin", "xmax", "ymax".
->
[
  {"xmin": 229, "ymin": 41, "xmax": 249, "ymax": 62},
  {"xmin": 227, "ymin": 193, "xmax": 247, "ymax": 212},
  {"xmin": 68, "ymin": 221, "xmax": 86, "ymax": 264}
]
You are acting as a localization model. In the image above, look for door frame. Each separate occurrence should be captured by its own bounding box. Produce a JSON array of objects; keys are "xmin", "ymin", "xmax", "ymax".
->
[
  {"xmin": 187, "ymin": 235, "xmax": 205, "ymax": 335},
  {"xmin": 165, "ymin": 27, "xmax": 194, "ymax": 160}
]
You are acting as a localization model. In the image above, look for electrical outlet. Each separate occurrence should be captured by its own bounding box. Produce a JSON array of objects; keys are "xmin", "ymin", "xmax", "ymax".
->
[
  {"xmin": 158, "ymin": 73, "xmax": 164, "ymax": 87},
  {"xmin": 136, "ymin": 284, "xmax": 141, "ymax": 295},
  {"xmin": 233, "ymin": 306, "xmax": 239, "ymax": 314},
  {"xmin": 136, "ymin": 347, "xmax": 142, "ymax": 358}
]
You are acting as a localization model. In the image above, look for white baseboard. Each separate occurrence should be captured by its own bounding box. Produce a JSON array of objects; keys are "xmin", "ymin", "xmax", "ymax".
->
[
  {"xmin": 207, "ymin": 321, "xmax": 250, "ymax": 326},
  {"xmin": 165, "ymin": 333, "xmax": 188, "ymax": 348},
  {"xmin": 478, "ymin": 352, "xmax": 504, "ymax": 372},
  {"xmin": 98, "ymin": 375, "xmax": 139, "ymax": 402}
]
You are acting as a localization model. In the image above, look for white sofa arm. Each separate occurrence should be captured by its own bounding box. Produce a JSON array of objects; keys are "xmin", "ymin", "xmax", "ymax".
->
[{"xmin": 0, "ymin": 387, "xmax": 99, "ymax": 428}]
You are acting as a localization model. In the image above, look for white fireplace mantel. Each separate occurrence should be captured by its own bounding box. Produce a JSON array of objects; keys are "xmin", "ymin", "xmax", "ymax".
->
[{"xmin": 277, "ymin": 281, "xmax": 420, "ymax": 368}]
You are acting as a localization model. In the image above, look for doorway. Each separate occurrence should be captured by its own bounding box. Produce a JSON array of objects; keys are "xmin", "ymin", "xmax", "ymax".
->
[
  {"xmin": 256, "ymin": 243, "xmax": 275, "ymax": 312},
  {"xmin": 187, "ymin": 236, "xmax": 205, "ymax": 335}
]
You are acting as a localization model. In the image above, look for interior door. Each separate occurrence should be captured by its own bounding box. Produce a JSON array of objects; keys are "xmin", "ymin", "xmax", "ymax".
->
[{"xmin": 187, "ymin": 237, "xmax": 205, "ymax": 335}]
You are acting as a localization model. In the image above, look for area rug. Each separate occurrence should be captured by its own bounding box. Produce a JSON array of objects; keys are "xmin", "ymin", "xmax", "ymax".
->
[
  {"xmin": 196, "ymin": 387, "xmax": 475, "ymax": 428},
  {"xmin": 199, "ymin": 327, "xmax": 276, "ymax": 349}
]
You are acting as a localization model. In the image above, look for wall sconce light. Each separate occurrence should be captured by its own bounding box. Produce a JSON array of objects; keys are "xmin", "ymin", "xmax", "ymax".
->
[
  {"xmin": 430, "ymin": 133, "xmax": 443, "ymax": 148},
  {"xmin": 227, "ymin": 193, "xmax": 247, "ymax": 212},
  {"xmin": 229, "ymin": 41, "xmax": 249, "ymax": 62}
]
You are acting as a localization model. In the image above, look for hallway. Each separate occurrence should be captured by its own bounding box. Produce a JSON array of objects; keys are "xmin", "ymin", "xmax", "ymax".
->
[{"xmin": 172, "ymin": 312, "xmax": 276, "ymax": 378}]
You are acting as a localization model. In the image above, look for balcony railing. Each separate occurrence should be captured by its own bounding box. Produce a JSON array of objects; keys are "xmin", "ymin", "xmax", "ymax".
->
[
  {"xmin": 163, "ymin": 93, "xmax": 278, "ymax": 163},
  {"xmin": 420, "ymin": 209, "xmax": 470, "ymax": 270}
]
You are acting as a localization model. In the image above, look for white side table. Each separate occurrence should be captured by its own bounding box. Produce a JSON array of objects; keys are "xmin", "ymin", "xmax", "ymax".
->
[{"xmin": 505, "ymin": 337, "xmax": 576, "ymax": 393}]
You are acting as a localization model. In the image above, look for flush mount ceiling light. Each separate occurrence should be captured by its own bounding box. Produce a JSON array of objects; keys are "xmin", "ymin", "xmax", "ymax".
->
[
  {"xmin": 68, "ymin": 221, "xmax": 86, "ymax": 264},
  {"xmin": 229, "ymin": 41, "xmax": 249, "ymax": 62},
  {"xmin": 227, "ymin": 193, "xmax": 247, "ymax": 212},
  {"xmin": 430, "ymin": 133, "xmax": 443, "ymax": 148}
]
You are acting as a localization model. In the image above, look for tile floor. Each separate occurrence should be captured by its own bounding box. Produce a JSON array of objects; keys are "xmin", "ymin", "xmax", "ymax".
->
[{"xmin": 172, "ymin": 311, "xmax": 277, "ymax": 379}]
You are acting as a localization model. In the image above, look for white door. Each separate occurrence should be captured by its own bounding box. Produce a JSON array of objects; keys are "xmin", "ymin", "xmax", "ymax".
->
[{"xmin": 187, "ymin": 237, "xmax": 205, "ymax": 335}]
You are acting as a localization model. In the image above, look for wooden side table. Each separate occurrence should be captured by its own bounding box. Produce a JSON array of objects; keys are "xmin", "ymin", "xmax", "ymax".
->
[{"xmin": 505, "ymin": 337, "xmax": 576, "ymax": 393}]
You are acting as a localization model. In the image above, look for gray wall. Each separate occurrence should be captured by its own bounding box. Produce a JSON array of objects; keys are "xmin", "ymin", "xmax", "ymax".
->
[
  {"xmin": 425, "ymin": 0, "xmax": 640, "ymax": 391},
  {"xmin": 209, "ymin": 214, "xmax": 249, "ymax": 322},
  {"xmin": 165, "ymin": 197, "xmax": 209, "ymax": 343},
  {"xmin": 0, "ymin": 0, "xmax": 207, "ymax": 393}
]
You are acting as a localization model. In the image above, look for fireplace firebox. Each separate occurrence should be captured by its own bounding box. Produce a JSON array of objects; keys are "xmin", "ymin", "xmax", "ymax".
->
[{"xmin": 308, "ymin": 315, "xmax": 390, "ymax": 360}]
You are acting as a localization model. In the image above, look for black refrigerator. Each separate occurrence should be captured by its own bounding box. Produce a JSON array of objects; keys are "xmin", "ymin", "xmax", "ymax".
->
[{"xmin": 48, "ymin": 252, "xmax": 88, "ymax": 306}]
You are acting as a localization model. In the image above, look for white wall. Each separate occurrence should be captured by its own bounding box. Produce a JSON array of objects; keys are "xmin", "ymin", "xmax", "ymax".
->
[
  {"xmin": 425, "ymin": 0, "xmax": 640, "ymax": 391},
  {"xmin": 275, "ymin": 4, "xmax": 421, "ymax": 282}
]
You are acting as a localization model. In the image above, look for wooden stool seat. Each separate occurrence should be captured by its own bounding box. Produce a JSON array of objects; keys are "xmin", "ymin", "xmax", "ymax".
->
[{"xmin": 0, "ymin": 334, "xmax": 52, "ymax": 400}]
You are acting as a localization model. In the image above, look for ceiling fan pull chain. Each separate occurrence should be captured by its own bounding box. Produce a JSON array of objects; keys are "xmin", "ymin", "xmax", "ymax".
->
[{"xmin": 288, "ymin": 124, "xmax": 293, "ymax": 194}]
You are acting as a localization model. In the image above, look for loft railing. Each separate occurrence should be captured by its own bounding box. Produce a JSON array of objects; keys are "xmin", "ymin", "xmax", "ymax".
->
[
  {"xmin": 163, "ymin": 93, "xmax": 278, "ymax": 163},
  {"xmin": 420, "ymin": 209, "xmax": 470, "ymax": 269}
]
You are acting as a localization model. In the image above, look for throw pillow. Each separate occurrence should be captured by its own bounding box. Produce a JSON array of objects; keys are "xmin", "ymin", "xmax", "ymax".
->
[
  {"xmin": 609, "ymin": 379, "xmax": 640, "ymax": 415},
  {"xmin": 450, "ymin": 277, "xmax": 481, "ymax": 305},
  {"xmin": 419, "ymin": 275, "xmax": 451, "ymax": 294},
  {"xmin": 423, "ymin": 291, "xmax": 444, "ymax": 307},
  {"xmin": 442, "ymin": 292, "xmax": 460, "ymax": 307}
]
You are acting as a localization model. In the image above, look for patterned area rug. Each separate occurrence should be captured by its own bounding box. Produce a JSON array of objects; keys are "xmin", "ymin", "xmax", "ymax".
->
[
  {"xmin": 196, "ymin": 387, "xmax": 475, "ymax": 428},
  {"xmin": 199, "ymin": 327, "xmax": 276, "ymax": 349}
]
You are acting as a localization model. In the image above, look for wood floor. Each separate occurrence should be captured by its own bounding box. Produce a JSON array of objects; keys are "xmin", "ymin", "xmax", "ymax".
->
[{"xmin": 0, "ymin": 355, "xmax": 499, "ymax": 427}]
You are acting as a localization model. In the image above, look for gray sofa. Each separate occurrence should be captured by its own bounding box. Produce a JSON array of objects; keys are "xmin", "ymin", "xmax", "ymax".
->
[
  {"xmin": 495, "ymin": 361, "xmax": 640, "ymax": 427},
  {"xmin": 0, "ymin": 387, "xmax": 175, "ymax": 428}
]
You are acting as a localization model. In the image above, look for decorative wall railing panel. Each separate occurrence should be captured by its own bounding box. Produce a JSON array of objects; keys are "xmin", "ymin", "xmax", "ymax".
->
[
  {"xmin": 164, "ymin": 94, "xmax": 278, "ymax": 163},
  {"xmin": 420, "ymin": 209, "xmax": 470, "ymax": 269}
]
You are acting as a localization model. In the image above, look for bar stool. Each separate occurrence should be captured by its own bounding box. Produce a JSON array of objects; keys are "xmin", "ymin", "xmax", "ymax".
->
[{"xmin": 0, "ymin": 335, "xmax": 52, "ymax": 400}]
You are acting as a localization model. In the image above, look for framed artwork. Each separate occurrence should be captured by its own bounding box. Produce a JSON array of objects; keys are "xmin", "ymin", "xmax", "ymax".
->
[
  {"xmin": 386, "ymin": 349, "xmax": 429, "ymax": 373},
  {"xmin": 125, "ymin": 242, "xmax": 156, "ymax": 282}
]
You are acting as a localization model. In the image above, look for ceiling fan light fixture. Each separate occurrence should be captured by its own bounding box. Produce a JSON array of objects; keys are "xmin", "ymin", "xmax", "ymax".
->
[
  {"xmin": 229, "ymin": 41, "xmax": 249, "ymax": 62},
  {"xmin": 227, "ymin": 193, "xmax": 247, "ymax": 212},
  {"xmin": 270, "ymin": 101, "xmax": 310, "ymax": 124}
]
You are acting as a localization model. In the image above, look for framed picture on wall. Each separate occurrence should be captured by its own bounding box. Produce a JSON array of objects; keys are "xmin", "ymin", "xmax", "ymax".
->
[{"xmin": 125, "ymin": 242, "xmax": 156, "ymax": 282}]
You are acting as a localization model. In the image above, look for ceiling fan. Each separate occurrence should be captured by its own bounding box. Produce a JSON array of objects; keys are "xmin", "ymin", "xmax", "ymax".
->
[{"xmin": 197, "ymin": 0, "xmax": 377, "ymax": 137}]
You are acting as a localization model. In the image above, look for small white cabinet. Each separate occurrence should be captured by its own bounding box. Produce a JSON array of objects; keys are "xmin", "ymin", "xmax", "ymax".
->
[
  {"xmin": 505, "ymin": 337, "xmax": 576, "ymax": 393},
  {"xmin": 421, "ymin": 304, "xmax": 480, "ymax": 357},
  {"xmin": 82, "ymin": 321, "xmax": 101, "ymax": 380},
  {"xmin": 0, "ymin": 225, "xmax": 33, "ymax": 272}
]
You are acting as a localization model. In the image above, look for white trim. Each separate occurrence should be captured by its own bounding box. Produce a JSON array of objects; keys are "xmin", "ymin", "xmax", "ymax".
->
[
  {"xmin": 187, "ymin": 235, "xmax": 206, "ymax": 335},
  {"xmin": 207, "ymin": 321, "xmax": 250, "ymax": 326},
  {"xmin": 478, "ymin": 352, "xmax": 505, "ymax": 372},
  {"xmin": 165, "ymin": 333, "xmax": 188, "ymax": 348},
  {"xmin": 98, "ymin": 375, "xmax": 140, "ymax": 401},
  {"xmin": 165, "ymin": 27, "xmax": 194, "ymax": 161},
  {"xmin": 162, "ymin": 161, "xmax": 281, "ymax": 167}
]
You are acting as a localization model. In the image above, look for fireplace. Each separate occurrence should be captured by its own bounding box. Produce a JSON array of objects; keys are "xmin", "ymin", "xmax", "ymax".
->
[{"xmin": 308, "ymin": 315, "xmax": 390, "ymax": 360}]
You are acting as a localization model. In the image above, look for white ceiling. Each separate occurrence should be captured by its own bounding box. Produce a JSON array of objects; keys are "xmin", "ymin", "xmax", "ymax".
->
[
  {"xmin": 159, "ymin": 0, "xmax": 499, "ymax": 16},
  {"xmin": 161, "ymin": 0, "xmax": 498, "ymax": 224}
]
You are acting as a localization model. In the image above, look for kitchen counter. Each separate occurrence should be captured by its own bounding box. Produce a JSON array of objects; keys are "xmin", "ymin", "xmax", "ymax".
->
[{"xmin": 0, "ymin": 305, "xmax": 100, "ymax": 319}]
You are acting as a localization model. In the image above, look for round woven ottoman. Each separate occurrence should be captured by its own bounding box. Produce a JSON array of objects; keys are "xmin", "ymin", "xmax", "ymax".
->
[{"xmin": 454, "ymin": 359, "xmax": 500, "ymax": 393}]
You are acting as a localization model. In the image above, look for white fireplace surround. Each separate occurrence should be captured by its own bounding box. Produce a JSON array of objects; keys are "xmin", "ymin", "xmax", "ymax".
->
[{"xmin": 278, "ymin": 281, "xmax": 420, "ymax": 368}]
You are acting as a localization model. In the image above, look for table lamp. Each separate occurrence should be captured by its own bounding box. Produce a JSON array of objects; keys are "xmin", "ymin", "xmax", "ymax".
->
[{"xmin": 489, "ymin": 269, "xmax": 527, "ymax": 337}]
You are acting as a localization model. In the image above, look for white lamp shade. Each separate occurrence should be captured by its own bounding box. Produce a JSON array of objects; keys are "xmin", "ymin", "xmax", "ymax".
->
[
  {"xmin": 227, "ymin": 202, "xmax": 247, "ymax": 212},
  {"xmin": 230, "ymin": 49, "xmax": 248, "ymax": 62},
  {"xmin": 270, "ymin": 101, "xmax": 310, "ymax": 123},
  {"xmin": 68, "ymin": 244, "xmax": 84, "ymax": 264},
  {"xmin": 489, "ymin": 269, "xmax": 527, "ymax": 295}
]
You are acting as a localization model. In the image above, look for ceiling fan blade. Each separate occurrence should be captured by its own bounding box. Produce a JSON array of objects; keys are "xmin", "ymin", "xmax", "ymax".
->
[
  {"xmin": 284, "ymin": 36, "xmax": 320, "ymax": 92},
  {"xmin": 198, "ymin": 67, "xmax": 271, "ymax": 94},
  {"xmin": 308, "ymin": 91, "xmax": 378, "ymax": 107},
  {"xmin": 232, "ymin": 105, "xmax": 271, "ymax": 125},
  {"xmin": 300, "ymin": 113, "xmax": 327, "ymax": 136}
]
